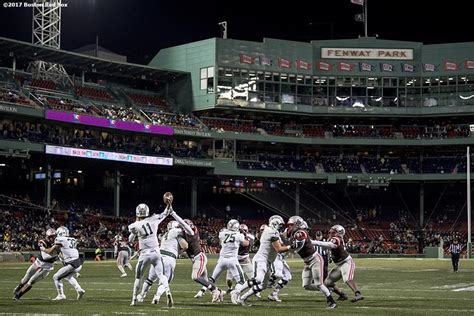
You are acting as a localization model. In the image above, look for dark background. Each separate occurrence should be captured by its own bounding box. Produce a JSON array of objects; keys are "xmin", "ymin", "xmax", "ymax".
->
[{"xmin": 0, "ymin": 0, "xmax": 472, "ymax": 64}]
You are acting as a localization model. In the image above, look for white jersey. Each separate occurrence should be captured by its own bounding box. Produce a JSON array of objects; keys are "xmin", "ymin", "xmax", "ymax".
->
[
  {"xmin": 219, "ymin": 229, "xmax": 245, "ymax": 259},
  {"xmin": 54, "ymin": 236, "xmax": 79, "ymax": 263},
  {"xmin": 128, "ymin": 213, "xmax": 167, "ymax": 252},
  {"xmin": 255, "ymin": 226, "xmax": 280, "ymax": 262},
  {"xmin": 160, "ymin": 228, "xmax": 184, "ymax": 258}
]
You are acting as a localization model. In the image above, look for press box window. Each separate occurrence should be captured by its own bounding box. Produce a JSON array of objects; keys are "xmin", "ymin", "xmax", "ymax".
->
[{"xmin": 200, "ymin": 66, "xmax": 215, "ymax": 93}]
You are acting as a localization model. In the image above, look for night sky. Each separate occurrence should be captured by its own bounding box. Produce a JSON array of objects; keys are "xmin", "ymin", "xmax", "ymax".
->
[{"xmin": 0, "ymin": 0, "xmax": 473, "ymax": 64}]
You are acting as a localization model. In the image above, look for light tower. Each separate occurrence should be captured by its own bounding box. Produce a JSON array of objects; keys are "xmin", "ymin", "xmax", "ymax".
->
[{"xmin": 29, "ymin": 0, "xmax": 72, "ymax": 85}]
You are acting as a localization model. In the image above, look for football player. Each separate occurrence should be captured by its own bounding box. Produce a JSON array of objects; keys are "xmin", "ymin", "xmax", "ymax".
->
[
  {"xmin": 128, "ymin": 203, "xmax": 172, "ymax": 306},
  {"xmin": 183, "ymin": 219, "xmax": 224, "ymax": 302},
  {"xmin": 138, "ymin": 206, "xmax": 194, "ymax": 307},
  {"xmin": 232, "ymin": 215, "xmax": 296, "ymax": 306},
  {"xmin": 114, "ymin": 234, "xmax": 133, "ymax": 277},
  {"xmin": 312, "ymin": 224, "xmax": 363, "ymax": 303},
  {"xmin": 13, "ymin": 228, "xmax": 58, "ymax": 300},
  {"xmin": 209, "ymin": 219, "xmax": 249, "ymax": 298},
  {"xmin": 45, "ymin": 226, "xmax": 86, "ymax": 301},
  {"xmin": 225, "ymin": 223, "xmax": 254, "ymax": 294},
  {"xmin": 287, "ymin": 216, "xmax": 337, "ymax": 308}
]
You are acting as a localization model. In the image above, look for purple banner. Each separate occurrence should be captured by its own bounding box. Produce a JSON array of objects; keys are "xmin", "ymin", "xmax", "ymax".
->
[
  {"xmin": 79, "ymin": 114, "xmax": 110, "ymax": 128},
  {"xmin": 148, "ymin": 124, "xmax": 173, "ymax": 135},
  {"xmin": 46, "ymin": 110, "xmax": 174, "ymax": 136},
  {"xmin": 46, "ymin": 110, "xmax": 74, "ymax": 122},
  {"xmin": 114, "ymin": 120, "xmax": 145, "ymax": 132}
]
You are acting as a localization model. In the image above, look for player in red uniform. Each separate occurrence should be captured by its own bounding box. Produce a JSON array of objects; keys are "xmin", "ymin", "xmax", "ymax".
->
[
  {"xmin": 287, "ymin": 216, "xmax": 337, "ymax": 308},
  {"xmin": 312, "ymin": 224, "xmax": 363, "ymax": 303}
]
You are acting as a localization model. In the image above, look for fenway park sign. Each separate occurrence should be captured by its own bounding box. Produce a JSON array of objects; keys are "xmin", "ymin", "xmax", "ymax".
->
[{"xmin": 322, "ymin": 48, "xmax": 413, "ymax": 60}]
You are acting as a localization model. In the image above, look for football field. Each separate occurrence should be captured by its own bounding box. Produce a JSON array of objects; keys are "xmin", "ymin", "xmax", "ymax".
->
[{"xmin": 1, "ymin": 258, "xmax": 474, "ymax": 315}]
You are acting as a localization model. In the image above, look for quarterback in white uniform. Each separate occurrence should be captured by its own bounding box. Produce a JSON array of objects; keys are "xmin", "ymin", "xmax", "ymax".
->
[
  {"xmin": 209, "ymin": 220, "xmax": 249, "ymax": 290},
  {"xmin": 232, "ymin": 215, "xmax": 296, "ymax": 305},
  {"xmin": 138, "ymin": 207, "xmax": 193, "ymax": 307},
  {"xmin": 45, "ymin": 226, "xmax": 85, "ymax": 301},
  {"xmin": 13, "ymin": 228, "xmax": 58, "ymax": 300},
  {"xmin": 128, "ymin": 203, "xmax": 170, "ymax": 306}
]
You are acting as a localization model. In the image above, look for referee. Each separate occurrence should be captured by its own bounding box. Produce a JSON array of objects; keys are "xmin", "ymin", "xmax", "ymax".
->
[{"xmin": 448, "ymin": 239, "xmax": 462, "ymax": 273}]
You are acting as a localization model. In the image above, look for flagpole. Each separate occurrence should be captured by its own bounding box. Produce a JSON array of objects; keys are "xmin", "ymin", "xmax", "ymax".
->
[{"xmin": 364, "ymin": 0, "xmax": 368, "ymax": 37}]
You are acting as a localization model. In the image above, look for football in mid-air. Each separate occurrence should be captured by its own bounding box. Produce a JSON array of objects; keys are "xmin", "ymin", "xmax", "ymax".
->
[
  {"xmin": 163, "ymin": 192, "xmax": 173, "ymax": 204},
  {"xmin": 294, "ymin": 230, "xmax": 308, "ymax": 241}
]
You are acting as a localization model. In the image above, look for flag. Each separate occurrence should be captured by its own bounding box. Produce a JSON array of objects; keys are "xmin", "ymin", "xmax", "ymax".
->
[
  {"xmin": 351, "ymin": 0, "xmax": 364, "ymax": 5},
  {"xmin": 296, "ymin": 60, "xmax": 311, "ymax": 70},
  {"xmin": 380, "ymin": 63, "xmax": 394, "ymax": 72},
  {"xmin": 317, "ymin": 61, "xmax": 332, "ymax": 71},
  {"xmin": 240, "ymin": 54, "xmax": 254, "ymax": 64},
  {"xmin": 359, "ymin": 62, "xmax": 373, "ymax": 72},
  {"xmin": 402, "ymin": 63, "xmax": 415, "ymax": 72},
  {"xmin": 444, "ymin": 61, "xmax": 458, "ymax": 71},
  {"xmin": 278, "ymin": 57, "xmax": 291, "ymax": 68},
  {"xmin": 338, "ymin": 62, "xmax": 353, "ymax": 71},
  {"xmin": 423, "ymin": 63, "xmax": 435, "ymax": 72},
  {"xmin": 355, "ymin": 14, "xmax": 365, "ymax": 22},
  {"xmin": 258, "ymin": 56, "xmax": 273, "ymax": 66},
  {"xmin": 465, "ymin": 60, "xmax": 474, "ymax": 69}
]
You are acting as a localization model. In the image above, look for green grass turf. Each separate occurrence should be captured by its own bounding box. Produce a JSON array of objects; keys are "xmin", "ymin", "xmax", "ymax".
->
[{"xmin": 1, "ymin": 258, "xmax": 474, "ymax": 315}]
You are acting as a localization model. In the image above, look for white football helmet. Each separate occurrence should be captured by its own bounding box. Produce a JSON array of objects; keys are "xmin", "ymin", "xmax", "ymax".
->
[
  {"xmin": 287, "ymin": 215, "xmax": 304, "ymax": 231},
  {"xmin": 269, "ymin": 215, "xmax": 285, "ymax": 231},
  {"xmin": 136, "ymin": 203, "xmax": 150, "ymax": 217},
  {"xmin": 239, "ymin": 224, "xmax": 249, "ymax": 233},
  {"xmin": 227, "ymin": 219, "xmax": 240, "ymax": 232},
  {"xmin": 329, "ymin": 224, "xmax": 345, "ymax": 237},
  {"xmin": 167, "ymin": 220, "xmax": 179, "ymax": 231},
  {"xmin": 56, "ymin": 226, "xmax": 69, "ymax": 237},
  {"xmin": 46, "ymin": 228, "xmax": 56, "ymax": 237},
  {"xmin": 300, "ymin": 221, "xmax": 309, "ymax": 230}
]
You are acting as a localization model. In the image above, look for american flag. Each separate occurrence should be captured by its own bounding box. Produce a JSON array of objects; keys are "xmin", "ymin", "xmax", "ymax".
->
[
  {"xmin": 317, "ymin": 61, "xmax": 332, "ymax": 71},
  {"xmin": 465, "ymin": 60, "xmax": 474, "ymax": 69},
  {"xmin": 444, "ymin": 61, "xmax": 458, "ymax": 71},
  {"xmin": 278, "ymin": 57, "xmax": 291, "ymax": 68},
  {"xmin": 296, "ymin": 60, "xmax": 311, "ymax": 70},
  {"xmin": 380, "ymin": 63, "xmax": 394, "ymax": 72},
  {"xmin": 402, "ymin": 63, "xmax": 415, "ymax": 72},
  {"xmin": 423, "ymin": 63, "xmax": 436, "ymax": 72},
  {"xmin": 240, "ymin": 54, "xmax": 254, "ymax": 64},
  {"xmin": 359, "ymin": 62, "xmax": 373, "ymax": 72},
  {"xmin": 338, "ymin": 62, "xmax": 353, "ymax": 71},
  {"xmin": 259, "ymin": 56, "xmax": 273, "ymax": 66}
]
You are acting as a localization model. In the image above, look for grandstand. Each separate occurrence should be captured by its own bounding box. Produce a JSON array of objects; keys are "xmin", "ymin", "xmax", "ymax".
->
[{"xmin": 0, "ymin": 34, "xmax": 473, "ymax": 257}]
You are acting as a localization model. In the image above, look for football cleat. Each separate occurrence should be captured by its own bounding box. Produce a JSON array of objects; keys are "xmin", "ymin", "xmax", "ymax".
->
[
  {"xmin": 268, "ymin": 293, "xmax": 282, "ymax": 302},
  {"xmin": 194, "ymin": 290, "xmax": 204, "ymax": 298},
  {"xmin": 13, "ymin": 284, "xmax": 21, "ymax": 296},
  {"xmin": 350, "ymin": 293, "xmax": 364, "ymax": 303},
  {"xmin": 255, "ymin": 292, "xmax": 262, "ymax": 298},
  {"xmin": 236, "ymin": 296, "xmax": 252, "ymax": 307},
  {"xmin": 211, "ymin": 289, "xmax": 223, "ymax": 303},
  {"xmin": 52, "ymin": 294, "xmax": 66, "ymax": 301},
  {"xmin": 166, "ymin": 293, "xmax": 174, "ymax": 307},
  {"xmin": 151, "ymin": 294, "xmax": 161, "ymax": 304},
  {"xmin": 130, "ymin": 299, "xmax": 137, "ymax": 306},
  {"xmin": 120, "ymin": 273, "xmax": 128, "ymax": 278},
  {"xmin": 77, "ymin": 289, "xmax": 85, "ymax": 300},
  {"xmin": 137, "ymin": 293, "xmax": 145, "ymax": 303},
  {"xmin": 230, "ymin": 290, "xmax": 240, "ymax": 305},
  {"xmin": 327, "ymin": 301, "xmax": 337, "ymax": 309},
  {"xmin": 338, "ymin": 293, "xmax": 348, "ymax": 301}
]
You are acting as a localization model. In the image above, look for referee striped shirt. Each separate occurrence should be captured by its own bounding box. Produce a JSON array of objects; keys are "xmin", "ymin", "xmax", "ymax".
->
[
  {"xmin": 449, "ymin": 243, "xmax": 462, "ymax": 254},
  {"xmin": 314, "ymin": 238, "xmax": 328, "ymax": 258}
]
